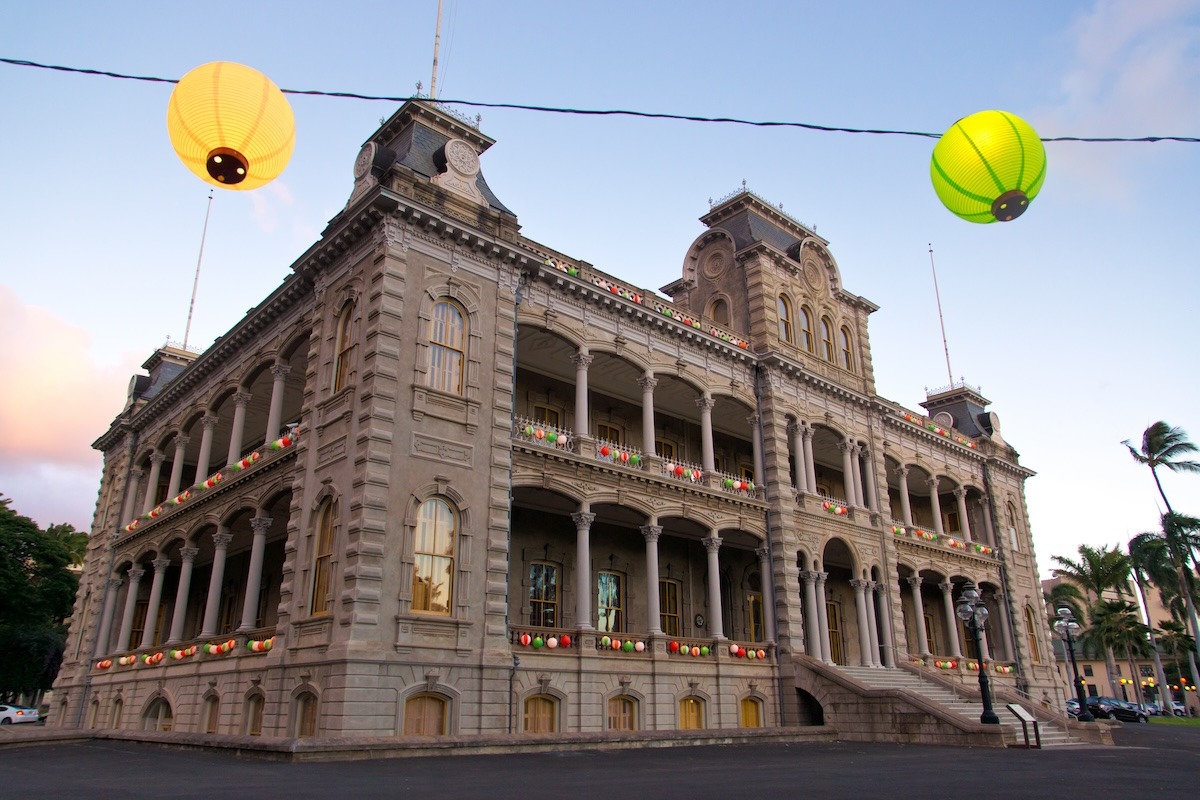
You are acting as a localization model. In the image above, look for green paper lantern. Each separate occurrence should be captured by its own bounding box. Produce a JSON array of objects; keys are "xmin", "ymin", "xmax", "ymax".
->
[
  {"xmin": 532, "ymin": 636, "xmax": 544, "ymax": 648},
  {"xmin": 622, "ymin": 640, "xmax": 634, "ymax": 652},
  {"xmin": 700, "ymin": 646, "xmax": 709, "ymax": 656},
  {"xmin": 601, "ymin": 636, "xmax": 611, "ymax": 648},
  {"xmin": 930, "ymin": 110, "xmax": 1046, "ymax": 223}
]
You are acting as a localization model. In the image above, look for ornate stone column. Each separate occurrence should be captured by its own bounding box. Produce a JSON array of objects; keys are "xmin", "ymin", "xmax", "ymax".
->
[
  {"xmin": 166, "ymin": 436, "xmax": 189, "ymax": 499},
  {"xmin": 850, "ymin": 445, "xmax": 865, "ymax": 508},
  {"xmin": 896, "ymin": 466, "xmax": 913, "ymax": 526},
  {"xmin": 748, "ymin": 413, "xmax": 762, "ymax": 483},
  {"xmin": 121, "ymin": 468, "xmax": 143, "ymax": 524},
  {"xmin": 940, "ymin": 581, "xmax": 963, "ymax": 658},
  {"xmin": 864, "ymin": 580, "xmax": 882, "ymax": 667},
  {"xmin": 167, "ymin": 547, "xmax": 198, "ymax": 643},
  {"xmin": 802, "ymin": 424, "xmax": 817, "ymax": 494},
  {"xmin": 928, "ymin": 477, "xmax": 945, "ymax": 536},
  {"xmin": 861, "ymin": 447, "xmax": 879, "ymax": 513},
  {"xmin": 815, "ymin": 572, "xmax": 832, "ymax": 662},
  {"xmin": 801, "ymin": 570, "xmax": 821, "ymax": 656},
  {"xmin": 138, "ymin": 558, "xmax": 171, "ymax": 648},
  {"xmin": 789, "ymin": 422, "xmax": 807, "ymax": 492},
  {"xmin": 874, "ymin": 583, "xmax": 896, "ymax": 667},
  {"xmin": 954, "ymin": 488, "xmax": 972, "ymax": 541},
  {"xmin": 839, "ymin": 441, "xmax": 856, "ymax": 504},
  {"xmin": 703, "ymin": 533, "xmax": 725, "ymax": 639},
  {"xmin": 851, "ymin": 578, "xmax": 874, "ymax": 666},
  {"xmin": 697, "ymin": 395, "xmax": 716, "ymax": 473},
  {"xmin": 906, "ymin": 576, "xmax": 931, "ymax": 657},
  {"xmin": 642, "ymin": 523, "xmax": 663, "ymax": 634},
  {"xmin": 95, "ymin": 577, "xmax": 123, "ymax": 655},
  {"xmin": 225, "ymin": 392, "xmax": 252, "ymax": 466},
  {"xmin": 142, "ymin": 453, "xmax": 165, "ymax": 514},
  {"xmin": 989, "ymin": 590, "xmax": 1013, "ymax": 661},
  {"xmin": 239, "ymin": 516, "xmax": 272, "ymax": 631},
  {"xmin": 194, "ymin": 415, "xmax": 218, "ymax": 483},
  {"xmin": 264, "ymin": 363, "xmax": 292, "ymax": 444},
  {"xmin": 201, "ymin": 529, "xmax": 233, "ymax": 637},
  {"xmin": 573, "ymin": 350, "xmax": 592, "ymax": 436},
  {"xmin": 116, "ymin": 566, "xmax": 145, "ymax": 651},
  {"xmin": 756, "ymin": 547, "xmax": 776, "ymax": 642},
  {"xmin": 638, "ymin": 374, "xmax": 657, "ymax": 455},
  {"xmin": 978, "ymin": 498, "xmax": 996, "ymax": 548},
  {"xmin": 573, "ymin": 509, "xmax": 595, "ymax": 630}
]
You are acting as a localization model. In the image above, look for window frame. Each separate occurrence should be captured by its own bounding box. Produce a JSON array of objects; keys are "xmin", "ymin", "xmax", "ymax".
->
[
  {"xmin": 596, "ymin": 422, "xmax": 624, "ymax": 445},
  {"xmin": 839, "ymin": 326, "xmax": 854, "ymax": 371},
  {"xmin": 404, "ymin": 693, "xmax": 448, "ymax": 736},
  {"xmin": 412, "ymin": 497, "xmax": 457, "ymax": 616},
  {"xmin": 820, "ymin": 317, "xmax": 836, "ymax": 362},
  {"xmin": 333, "ymin": 301, "xmax": 355, "ymax": 392},
  {"xmin": 523, "ymin": 695, "xmax": 558, "ymax": 733},
  {"xmin": 777, "ymin": 295, "xmax": 794, "ymax": 344},
  {"xmin": 799, "ymin": 306, "xmax": 814, "ymax": 352},
  {"xmin": 607, "ymin": 695, "xmax": 638, "ymax": 732},
  {"xmin": 597, "ymin": 571, "xmax": 625, "ymax": 633},
  {"xmin": 310, "ymin": 499, "xmax": 338, "ymax": 617},
  {"xmin": 428, "ymin": 299, "xmax": 467, "ymax": 396},
  {"xmin": 659, "ymin": 578, "xmax": 682, "ymax": 637},
  {"xmin": 528, "ymin": 561, "xmax": 559, "ymax": 628}
]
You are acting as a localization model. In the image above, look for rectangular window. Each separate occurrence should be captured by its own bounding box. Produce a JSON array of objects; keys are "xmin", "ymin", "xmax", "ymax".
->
[
  {"xmin": 596, "ymin": 422, "xmax": 623, "ymax": 445},
  {"xmin": 1084, "ymin": 664, "xmax": 1094, "ymax": 677},
  {"xmin": 748, "ymin": 593, "xmax": 765, "ymax": 642},
  {"xmin": 740, "ymin": 465, "xmax": 755, "ymax": 482},
  {"xmin": 129, "ymin": 600, "xmax": 148, "ymax": 649},
  {"xmin": 529, "ymin": 562, "xmax": 558, "ymax": 627},
  {"xmin": 659, "ymin": 579, "xmax": 681, "ymax": 636},
  {"xmin": 597, "ymin": 572, "xmax": 624, "ymax": 632},
  {"xmin": 655, "ymin": 439, "xmax": 675, "ymax": 460},
  {"xmin": 945, "ymin": 511, "xmax": 961, "ymax": 534},
  {"xmin": 533, "ymin": 404, "xmax": 560, "ymax": 427}
]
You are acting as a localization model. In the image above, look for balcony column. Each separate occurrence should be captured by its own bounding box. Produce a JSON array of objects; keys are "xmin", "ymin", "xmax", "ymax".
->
[
  {"xmin": 225, "ymin": 392, "xmax": 252, "ymax": 466},
  {"xmin": 988, "ymin": 590, "xmax": 1013, "ymax": 661},
  {"xmin": 802, "ymin": 424, "xmax": 817, "ymax": 494},
  {"xmin": 571, "ymin": 351, "xmax": 592, "ymax": 437},
  {"xmin": 166, "ymin": 547, "xmax": 198, "ymax": 644},
  {"xmin": 263, "ymin": 364, "xmax": 291, "ymax": 444},
  {"xmin": 789, "ymin": 422, "xmax": 807, "ymax": 492},
  {"xmin": 116, "ymin": 566, "xmax": 145, "ymax": 651},
  {"xmin": 928, "ymin": 477, "xmax": 945, "ymax": 536},
  {"xmin": 95, "ymin": 577, "xmax": 123, "ymax": 655},
  {"xmin": 940, "ymin": 581, "xmax": 963, "ymax": 658},
  {"xmin": 166, "ymin": 436, "xmax": 189, "ymax": 499},
  {"xmin": 194, "ymin": 415, "xmax": 218, "ymax": 483},
  {"xmin": 702, "ymin": 532, "xmax": 725, "ymax": 639},
  {"xmin": 896, "ymin": 467, "xmax": 913, "ymax": 526},
  {"xmin": 978, "ymin": 623, "xmax": 992, "ymax": 662},
  {"xmin": 748, "ymin": 413, "xmax": 763, "ymax": 483},
  {"xmin": 573, "ymin": 508, "xmax": 595, "ymax": 630},
  {"xmin": 120, "ymin": 468, "xmax": 143, "ymax": 523},
  {"xmin": 874, "ymin": 583, "xmax": 896, "ymax": 667},
  {"xmin": 977, "ymin": 498, "xmax": 996, "ymax": 548},
  {"xmin": 142, "ymin": 453, "xmax": 166, "ymax": 514},
  {"xmin": 139, "ymin": 558, "xmax": 171, "ymax": 649},
  {"xmin": 697, "ymin": 394, "xmax": 716, "ymax": 473},
  {"xmin": 800, "ymin": 570, "xmax": 820, "ymax": 656},
  {"xmin": 815, "ymin": 572, "xmax": 832, "ymax": 662},
  {"xmin": 850, "ymin": 444, "xmax": 865, "ymax": 508},
  {"xmin": 839, "ymin": 441, "xmax": 856, "ymax": 504},
  {"xmin": 954, "ymin": 488, "xmax": 973, "ymax": 541},
  {"xmin": 905, "ymin": 576, "xmax": 931, "ymax": 657},
  {"xmin": 851, "ymin": 579, "xmax": 874, "ymax": 666},
  {"xmin": 238, "ymin": 516, "xmax": 272, "ymax": 631},
  {"xmin": 642, "ymin": 522, "xmax": 663, "ymax": 634},
  {"xmin": 864, "ymin": 580, "xmax": 882, "ymax": 666},
  {"xmin": 201, "ymin": 529, "xmax": 233, "ymax": 637},
  {"xmin": 638, "ymin": 374, "xmax": 657, "ymax": 455},
  {"xmin": 756, "ymin": 547, "xmax": 776, "ymax": 642},
  {"xmin": 860, "ymin": 447, "xmax": 879, "ymax": 512}
]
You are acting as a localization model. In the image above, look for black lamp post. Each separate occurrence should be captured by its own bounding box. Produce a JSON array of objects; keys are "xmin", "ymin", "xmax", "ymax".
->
[
  {"xmin": 1054, "ymin": 607, "xmax": 1094, "ymax": 722},
  {"xmin": 956, "ymin": 581, "xmax": 1000, "ymax": 725}
]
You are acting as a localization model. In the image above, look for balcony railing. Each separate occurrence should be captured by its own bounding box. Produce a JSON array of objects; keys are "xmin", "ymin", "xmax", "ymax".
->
[
  {"xmin": 890, "ymin": 522, "xmax": 995, "ymax": 557},
  {"xmin": 595, "ymin": 439, "xmax": 648, "ymax": 470},
  {"xmin": 513, "ymin": 417, "xmax": 574, "ymax": 453},
  {"xmin": 663, "ymin": 458, "xmax": 704, "ymax": 484}
]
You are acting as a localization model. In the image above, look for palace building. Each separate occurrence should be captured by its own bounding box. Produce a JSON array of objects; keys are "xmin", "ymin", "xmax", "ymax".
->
[{"xmin": 51, "ymin": 100, "xmax": 1063, "ymax": 744}]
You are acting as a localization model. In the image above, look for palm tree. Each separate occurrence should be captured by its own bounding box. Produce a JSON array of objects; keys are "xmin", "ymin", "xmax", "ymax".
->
[
  {"xmin": 1085, "ymin": 598, "xmax": 1154, "ymax": 709},
  {"xmin": 1159, "ymin": 512, "xmax": 1200, "ymax": 693},
  {"xmin": 1159, "ymin": 619, "xmax": 1197, "ymax": 711},
  {"xmin": 1123, "ymin": 421, "xmax": 1200, "ymax": 514},
  {"xmin": 1128, "ymin": 532, "xmax": 1174, "ymax": 704},
  {"xmin": 1052, "ymin": 544, "xmax": 1132, "ymax": 695}
]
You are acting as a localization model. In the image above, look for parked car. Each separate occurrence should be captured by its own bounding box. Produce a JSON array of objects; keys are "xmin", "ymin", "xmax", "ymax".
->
[
  {"xmin": 1171, "ymin": 701, "xmax": 1188, "ymax": 717},
  {"xmin": 1087, "ymin": 697, "xmax": 1149, "ymax": 723},
  {"xmin": 0, "ymin": 705, "xmax": 40, "ymax": 724}
]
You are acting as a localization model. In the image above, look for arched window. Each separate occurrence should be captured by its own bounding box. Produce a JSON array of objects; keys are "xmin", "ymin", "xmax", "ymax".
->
[
  {"xmin": 203, "ymin": 696, "xmax": 220, "ymax": 734},
  {"xmin": 607, "ymin": 695, "xmax": 638, "ymax": 731},
  {"xmin": 245, "ymin": 694, "xmax": 265, "ymax": 736},
  {"xmin": 413, "ymin": 498, "xmax": 457, "ymax": 615},
  {"xmin": 429, "ymin": 299, "xmax": 466, "ymax": 395},
  {"xmin": 840, "ymin": 326, "xmax": 854, "ymax": 371},
  {"xmin": 523, "ymin": 695, "xmax": 558, "ymax": 733},
  {"xmin": 333, "ymin": 302, "xmax": 354, "ymax": 392},
  {"xmin": 111, "ymin": 698, "xmax": 123, "ymax": 729},
  {"xmin": 799, "ymin": 307, "xmax": 814, "ymax": 352},
  {"xmin": 821, "ymin": 317, "xmax": 835, "ymax": 362},
  {"xmin": 740, "ymin": 697, "xmax": 764, "ymax": 728},
  {"xmin": 1024, "ymin": 606, "xmax": 1041, "ymax": 664},
  {"xmin": 777, "ymin": 295, "xmax": 794, "ymax": 344},
  {"xmin": 529, "ymin": 561, "xmax": 558, "ymax": 627},
  {"xmin": 88, "ymin": 699, "xmax": 100, "ymax": 730},
  {"xmin": 404, "ymin": 694, "xmax": 448, "ymax": 735},
  {"xmin": 295, "ymin": 692, "xmax": 318, "ymax": 738},
  {"xmin": 679, "ymin": 696, "xmax": 705, "ymax": 730},
  {"xmin": 710, "ymin": 298, "xmax": 730, "ymax": 326},
  {"xmin": 1006, "ymin": 501, "xmax": 1021, "ymax": 551},
  {"xmin": 310, "ymin": 498, "xmax": 338, "ymax": 616},
  {"xmin": 142, "ymin": 697, "xmax": 173, "ymax": 732}
]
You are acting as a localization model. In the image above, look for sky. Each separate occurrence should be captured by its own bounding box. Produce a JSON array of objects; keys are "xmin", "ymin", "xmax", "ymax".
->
[{"xmin": 1, "ymin": 1, "xmax": 1198, "ymax": 578}]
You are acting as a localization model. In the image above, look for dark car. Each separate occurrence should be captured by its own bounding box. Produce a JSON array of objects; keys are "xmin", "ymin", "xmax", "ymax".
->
[{"xmin": 1087, "ymin": 697, "xmax": 1149, "ymax": 723}]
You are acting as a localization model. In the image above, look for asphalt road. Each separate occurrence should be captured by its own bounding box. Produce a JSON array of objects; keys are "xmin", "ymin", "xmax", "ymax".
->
[{"xmin": 2, "ymin": 723, "xmax": 1196, "ymax": 799}]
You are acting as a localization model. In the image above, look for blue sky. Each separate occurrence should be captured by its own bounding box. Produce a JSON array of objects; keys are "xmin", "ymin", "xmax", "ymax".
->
[{"xmin": 2, "ymin": 1, "xmax": 1198, "ymax": 578}]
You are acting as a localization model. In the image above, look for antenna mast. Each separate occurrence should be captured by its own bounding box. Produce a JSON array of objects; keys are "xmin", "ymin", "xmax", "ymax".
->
[
  {"xmin": 183, "ymin": 190, "xmax": 214, "ymax": 351},
  {"xmin": 928, "ymin": 243, "xmax": 954, "ymax": 387},
  {"xmin": 430, "ymin": 0, "xmax": 444, "ymax": 99}
]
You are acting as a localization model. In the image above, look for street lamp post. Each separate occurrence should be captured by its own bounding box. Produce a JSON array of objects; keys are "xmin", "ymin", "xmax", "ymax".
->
[
  {"xmin": 956, "ymin": 581, "xmax": 1000, "ymax": 725},
  {"xmin": 1054, "ymin": 607, "xmax": 1095, "ymax": 723}
]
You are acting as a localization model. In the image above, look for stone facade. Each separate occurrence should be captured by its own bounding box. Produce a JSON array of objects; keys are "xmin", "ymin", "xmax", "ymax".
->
[{"xmin": 51, "ymin": 100, "xmax": 1060, "ymax": 741}]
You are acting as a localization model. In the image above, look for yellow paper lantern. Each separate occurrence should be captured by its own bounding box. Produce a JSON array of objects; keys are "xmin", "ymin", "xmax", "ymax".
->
[
  {"xmin": 167, "ymin": 62, "xmax": 295, "ymax": 190},
  {"xmin": 930, "ymin": 110, "xmax": 1046, "ymax": 223}
]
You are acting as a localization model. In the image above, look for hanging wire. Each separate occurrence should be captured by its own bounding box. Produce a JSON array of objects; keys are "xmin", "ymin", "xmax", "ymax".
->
[{"xmin": 3, "ymin": 56, "xmax": 1199, "ymax": 144}]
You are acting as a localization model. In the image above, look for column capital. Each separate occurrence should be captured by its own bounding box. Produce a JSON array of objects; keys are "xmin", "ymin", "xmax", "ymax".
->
[
  {"xmin": 815, "ymin": 571, "xmax": 829, "ymax": 584},
  {"xmin": 800, "ymin": 569, "xmax": 818, "ymax": 585},
  {"xmin": 755, "ymin": 546, "xmax": 770, "ymax": 562},
  {"xmin": 173, "ymin": 435, "xmax": 190, "ymax": 450},
  {"xmin": 151, "ymin": 557, "xmax": 171, "ymax": 573},
  {"xmin": 271, "ymin": 363, "xmax": 292, "ymax": 380},
  {"xmin": 850, "ymin": 578, "xmax": 869, "ymax": 591},
  {"xmin": 212, "ymin": 531, "xmax": 233, "ymax": 549},
  {"xmin": 107, "ymin": 577, "xmax": 124, "ymax": 591},
  {"xmin": 872, "ymin": 582, "xmax": 886, "ymax": 595},
  {"xmin": 894, "ymin": 465, "xmax": 909, "ymax": 478},
  {"xmin": 638, "ymin": 374, "xmax": 658, "ymax": 392},
  {"xmin": 571, "ymin": 352, "xmax": 593, "ymax": 370},
  {"xmin": 179, "ymin": 547, "xmax": 199, "ymax": 563},
  {"xmin": 250, "ymin": 517, "xmax": 273, "ymax": 536},
  {"xmin": 702, "ymin": 535, "xmax": 722, "ymax": 554},
  {"xmin": 904, "ymin": 575, "xmax": 923, "ymax": 588},
  {"xmin": 953, "ymin": 487, "xmax": 967, "ymax": 499},
  {"xmin": 149, "ymin": 452, "xmax": 166, "ymax": 466},
  {"xmin": 745, "ymin": 412, "xmax": 760, "ymax": 427},
  {"xmin": 126, "ymin": 566, "xmax": 145, "ymax": 582},
  {"xmin": 938, "ymin": 580, "xmax": 954, "ymax": 594},
  {"xmin": 571, "ymin": 512, "xmax": 595, "ymax": 529},
  {"xmin": 202, "ymin": 414, "xmax": 220, "ymax": 432},
  {"xmin": 787, "ymin": 420, "xmax": 802, "ymax": 436},
  {"xmin": 927, "ymin": 476, "xmax": 941, "ymax": 491},
  {"xmin": 234, "ymin": 391, "xmax": 253, "ymax": 407},
  {"xmin": 695, "ymin": 396, "xmax": 716, "ymax": 412},
  {"xmin": 128, "ymin": 466, "xmax": 144, "ymax": 479},
  {"xmin": 640, "ymin": 524, "xmax": 662, "ymax": 543}
]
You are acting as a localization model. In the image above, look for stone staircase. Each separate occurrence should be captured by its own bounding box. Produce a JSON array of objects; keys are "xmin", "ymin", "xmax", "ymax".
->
[{"xmin": 836, "ymin": 666, "xmax": 1075, "ymax": 747}]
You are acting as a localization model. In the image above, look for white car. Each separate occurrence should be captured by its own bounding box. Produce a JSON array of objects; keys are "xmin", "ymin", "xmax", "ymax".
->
[{"xmin": 0, "ymin": 704, "xmax": 40, "ymax": 724}]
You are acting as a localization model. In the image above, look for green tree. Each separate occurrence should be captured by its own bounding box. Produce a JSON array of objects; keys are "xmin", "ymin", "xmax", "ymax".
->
[
  {"xmin": 1128, "ymin": 532, "xmax": 1175, "ymax": 703},
  {"xmin": 1051, "ymin": 544, "xmax": 1132, "ymax": 694},
  {"xmin": 1084, "ymin": 598, "xmax": 1153, "ymax": 708},
  {"xmin": 1123, "ymin": 421, "xmax": 1200, "ymax": 515}
]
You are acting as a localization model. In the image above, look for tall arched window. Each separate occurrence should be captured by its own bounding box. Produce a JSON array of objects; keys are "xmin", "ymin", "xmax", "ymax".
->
[
  {"xmin": 310, "ymin": 499, "xmax": 338, "ymax": 616},
  {"xmin": 295, "ymin": 692, "xmax": 318, "ymax": 738},
  {"xmin": 840, "ymin": 326, "xmax": 855, "ymax": 371},
  {"xmin": 799, "ymin": 307, "xmax": 814, "ymax": 352},
  {"xmin": 429, "ymin": 300, "xmax": 466, "ymax": 395},
  {"xmin": 710, "ymin": 298, "xmax": 730, "ymax": 326},
  {"xmin": 1024, "ymin": 606, "xmax": 1041, "ymax": 664},
  {"xmin": 820, "ymin": 317, "xmax": 835, "ymax": 362},
  {"xmin": 245, "ymin": 694, "xmax": 264, "ymax": 736},
  {"xmin": 142, "ymin": 697, "xmax": 173, "ymax": 732},
  {"xmin": 333, "ymin": 302, "xmax": 354, "ymax": 392},
  {"xmin": 413, "ymin": 498, "xmax": 457, "ymax": 615},
  {"xmin": 1006, "ymin": 501, "xmax": 1021, "ymax": 551},
  {"xmin": 777, "ymin": 295, "xmax": 794, "ymax": 344},
  {"xmin": 203, "ymin": 696, "xmax": 220, "ymax": 734},
  {"xmin": 404, "ymin": 694, "xmax": 448, "ymax": 735}
]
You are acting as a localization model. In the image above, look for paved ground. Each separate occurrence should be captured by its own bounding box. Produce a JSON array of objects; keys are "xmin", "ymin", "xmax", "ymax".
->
[{"xmin": 1, "ymin": 723, "xmax": 1197, "ymax": 799}]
